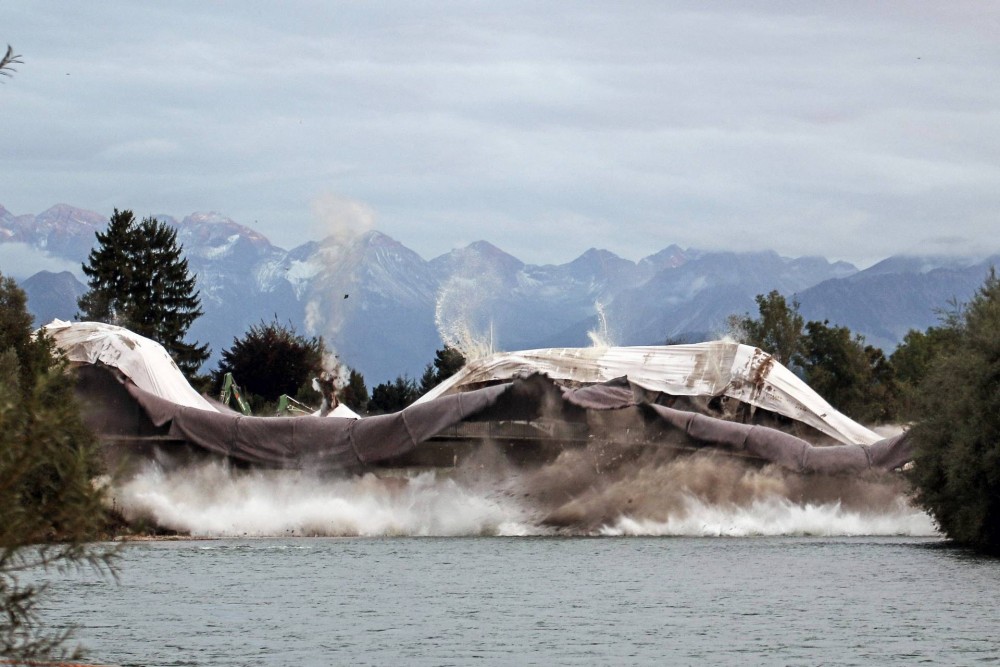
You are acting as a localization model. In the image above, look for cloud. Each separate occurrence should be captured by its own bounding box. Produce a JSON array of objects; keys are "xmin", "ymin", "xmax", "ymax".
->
[
  {"xmin": 0, "ymin": 243, "xmax": 82, "ymax": 280},
  {"xmin": 3, "ymin": 2, "xmax": 1000, "ymax": 266}
]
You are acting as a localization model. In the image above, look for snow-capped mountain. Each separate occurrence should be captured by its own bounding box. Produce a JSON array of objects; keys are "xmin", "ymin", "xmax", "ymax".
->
[{"xmin": 4, "ymin": 203, "xmax": 996, "ymax": 384}]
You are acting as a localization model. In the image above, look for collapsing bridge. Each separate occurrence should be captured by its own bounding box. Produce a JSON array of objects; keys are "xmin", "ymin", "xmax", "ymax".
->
[{"xmin": 44, "ymin": 320, "xmax": 912, "ymax": 476}]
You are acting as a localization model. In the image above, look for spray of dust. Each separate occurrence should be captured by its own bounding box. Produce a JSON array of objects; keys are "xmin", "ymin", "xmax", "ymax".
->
[
  {"xmin": 309, "ymin": 193, "xmax": 376, "ymax": 247},
  {"xmin": 587, "ymin": 300, "xmax": 617, "ymax": 348},
  {"xmin": 302, "ymin": 193, "xmax": 378, "ymax": 380},
  {"xmin": 113, "ymin": 461, "xmax": 536, "ymax": 537},
  {"xmin": 434, "ymin": 251, "xmax": 502, "ymax": 362},
  {"xmin": 110, "ymin": 442, "xmax": 936, "ymax": 538}
]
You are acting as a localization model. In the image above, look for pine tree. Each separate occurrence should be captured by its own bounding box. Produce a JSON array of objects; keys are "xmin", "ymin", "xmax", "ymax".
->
[
  {"xmin": 78, "ymin": 209, "xmax": 209, "ymax": 377},
  {"xmin": 340, "ymin": 368, "xmax": 369, "ymax": 413},
  {"xmin": 369, "ymin": 375, "xmax": 419, "ymax": 413},
  {"xmin": 419, "ymin": 346, "xmax": 466, "ymax": 394}
]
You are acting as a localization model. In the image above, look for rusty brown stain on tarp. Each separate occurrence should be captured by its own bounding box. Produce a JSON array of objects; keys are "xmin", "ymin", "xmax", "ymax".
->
[{"xmin": 747, "ymin": 348, "xmax": 775, "ymax": 402}]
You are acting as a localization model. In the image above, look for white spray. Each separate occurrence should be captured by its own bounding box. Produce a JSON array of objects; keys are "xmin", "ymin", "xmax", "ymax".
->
[{"xmin": 587, "ymin": 300, "xmax": 617, "ymax": 348}]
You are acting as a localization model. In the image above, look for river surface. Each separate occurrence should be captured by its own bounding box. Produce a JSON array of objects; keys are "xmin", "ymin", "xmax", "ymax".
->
[{"xmin": 41, "ymin": 536, "xmax": 1000, "ymax": 666}]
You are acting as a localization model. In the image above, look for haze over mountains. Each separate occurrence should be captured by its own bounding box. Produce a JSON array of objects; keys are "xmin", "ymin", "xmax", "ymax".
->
[{"xmin": 2, "ymin": 204, "xmax": 996, "ymax": 383}]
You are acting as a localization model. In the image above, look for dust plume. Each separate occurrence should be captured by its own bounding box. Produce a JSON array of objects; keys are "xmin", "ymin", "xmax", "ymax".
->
[
  {"xmin": 587, "ymin": 300, "xmax": 617, "ymax": 348},
  {"xmin": 303, "ymin": 193, "xmax": 377, "ymax": 377},
  {"xmin": 309, "ymin": 192, "xmax": 376, "ymax": 247},
  {"xmin": 434, "ymin": 252, "xmax": 500, "ymax": 362},
  {"xmin": 110, "ymin": 441, "xmax": 936, "ymax": 538}
]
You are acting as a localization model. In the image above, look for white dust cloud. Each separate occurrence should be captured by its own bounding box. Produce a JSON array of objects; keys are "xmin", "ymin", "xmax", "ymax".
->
[
  {"xmin": 434, "ymin": 254, "xmax": 500, "ymax": 362},
  {"xmin": 309, "ymin": 193, "xmax": 376, "ymax": 246},
  {"xmin": 111, "ymin": 445, "xmax": 937, "ymax": 539}
]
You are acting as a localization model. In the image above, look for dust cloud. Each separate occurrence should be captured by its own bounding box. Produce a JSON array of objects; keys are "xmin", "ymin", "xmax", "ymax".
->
[{"xmin": 110, "ymin": 441, "xmax": 936, "ymax": 538}]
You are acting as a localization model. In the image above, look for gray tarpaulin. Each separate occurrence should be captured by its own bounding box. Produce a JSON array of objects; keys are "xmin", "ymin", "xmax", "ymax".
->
[{"xmin": 123, "ymin": 373, "xmax": 911, "ymax": 474}]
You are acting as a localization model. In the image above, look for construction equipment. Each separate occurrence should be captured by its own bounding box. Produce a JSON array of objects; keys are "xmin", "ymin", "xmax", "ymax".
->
[
  {"xmin": 219, "ymin": 372, "xmax": 252, "ymax": 415},
  {"xmin": 275, "ymin": 394, "xmax": 314, "ymax": 416}
]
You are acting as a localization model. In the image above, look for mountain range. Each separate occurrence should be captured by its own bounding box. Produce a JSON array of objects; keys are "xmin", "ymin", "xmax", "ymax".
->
[{"xmin": 2, "ymin": 204, "xmax": 996, "ymax": 384}]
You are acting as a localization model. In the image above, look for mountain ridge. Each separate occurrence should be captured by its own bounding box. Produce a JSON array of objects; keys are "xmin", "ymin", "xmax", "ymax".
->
[{"xmin": 3, "ymin": 203, "xmax": 995, "ymax": 383}]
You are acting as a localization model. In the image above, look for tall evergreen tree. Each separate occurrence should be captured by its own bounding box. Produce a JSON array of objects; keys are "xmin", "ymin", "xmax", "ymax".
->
[
  {"xmin": 369, "ymin": 375, "xmax": 419, "ymax": 413},
  {"xmin": 78, "ymin": 209, "xmax": 209, "ymax": 377},
  {"xmin": 419, "ymin": 346, "xmax": 466, "ymax": 394},
  {"xmin": 340, "ymin": 368, "xmax": 369, "ymax": 413}
]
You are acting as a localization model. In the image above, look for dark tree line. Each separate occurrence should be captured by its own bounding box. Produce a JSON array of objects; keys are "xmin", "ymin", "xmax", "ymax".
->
[
  {"xmin": 736, "ymin": 275, "xmax": 1000, "ymax": 554},
  {"xmin": 733, "ymin": 290, "xmax": 955, "ymax": 425},
  {"xmin": 368, "ymin": 346, "xmax": 466, "ymax": 414},
  {"xmin": 210, "ymin": 319, "xmax": 464, "ymax": 416}
]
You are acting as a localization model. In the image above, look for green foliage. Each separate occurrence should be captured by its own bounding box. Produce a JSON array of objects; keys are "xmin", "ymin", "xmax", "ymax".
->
[
  {"xmin": 369, "ymin": 375, "xmax": 419, "ymax": 413},
  {"xmin": 890, "ymin": 326, "xmax": 961, "ymax": 421},
  {"xmin": 735, "ymin": 291, "xmax": 901, "ymax": 424},
  {"xmin": 911, "ymin": 268, "xmax": 1000, "ymax": 553},
  {"xmin": 733, "ymin": 290, "xmax": 804, "ymax": 365},
  {"xmin": 339, "ymin": 368, "xmax": 369, "ymax": 413},
  {"xmin": 78, "ymin": 209, "xmax": 209, "ymax": 377},
  {"xmin": 0, "ymin": 272, "xmax": 116, "ymax": 661},
  {"xmin": 797, "ymin": 320, "xmax": 898, "ymax": 423},
  {"xmin": 213, "ymin": 319, "xmax": 325, "ymax": 406},
  {"xmin": 418, "ymin": 346, "xmax": 466, "ymax": 394}
]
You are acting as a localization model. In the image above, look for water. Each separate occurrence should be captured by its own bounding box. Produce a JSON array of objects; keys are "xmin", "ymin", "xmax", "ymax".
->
[
  {"xmin": 39, "ymin": 536, "xmax": 1000, "ymax": 666},
  {"xmin": 32, "ymin": 452, "xmax": 993, "ymax": 665}
]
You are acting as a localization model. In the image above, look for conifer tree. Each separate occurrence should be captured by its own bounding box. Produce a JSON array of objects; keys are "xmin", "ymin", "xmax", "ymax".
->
[
  {"xmin": 340, "ymin": 368, "xmax": 369, "ymax": 413},
  {"xmin": 419, "ymin": 346, "xmax": 466, "ymax": 394},
  {"xmin": 78, "ymin": 209, "xmax": 209, "ymax": 377}
]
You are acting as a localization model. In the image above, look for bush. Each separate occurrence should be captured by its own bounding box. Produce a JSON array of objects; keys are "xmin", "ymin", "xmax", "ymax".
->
[
  {"xmin": 911, "ymin": 268, "xmax": 1000, "ymax": 553},
  {"xmin": 0, "ymin": 273, "xmax": 116, "ymax": 660},
  {"xmin": 213, "ymin": 319, "xmax": 325, "ymax": 406}
]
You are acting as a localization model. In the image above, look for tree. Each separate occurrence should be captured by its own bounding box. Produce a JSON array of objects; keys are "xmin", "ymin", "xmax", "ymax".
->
[
  {"xmin": 1, "ymin": 272, "xmax": 116, "ymax": 661},
  {"xmin": 890, "ymin": 324, "xmax": 962, "ymax": 421},
  {"xmin": 0, "ymin": 45, "xmax": 22, "ymax": 81},
  {"xmin": 369, "ymin": 375, "xmax": 419, "ymax": 413},
  {"xmin": 911, "ymin": 268, "xmax": 1000, "ymax": 553},
  {"xmin": 733, "ymin": 290, "xmax": 804, "ymax": 365},
  {"xmin": 339, "ymin": 368, "xmax": 369, "ymax": 413},
  {"xmin": 78, "ymin": 209, "xmax": 209, "ymax": 377},
  {"xmin": 418, "ymin": 346, "xmax": 466, "ymax": 394},
  {"xmin": 213, "ymin": 319, "xmax": 325, "ymax": 408},
  {"xmin": 797, "ymin": 320, "xmax": 898, "ymax": 424}
]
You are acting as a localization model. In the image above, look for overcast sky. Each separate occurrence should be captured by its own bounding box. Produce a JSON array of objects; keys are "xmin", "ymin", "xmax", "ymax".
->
[{"xmin": 3, "ymin": 2, "xmax": 999, "ymax": 267}]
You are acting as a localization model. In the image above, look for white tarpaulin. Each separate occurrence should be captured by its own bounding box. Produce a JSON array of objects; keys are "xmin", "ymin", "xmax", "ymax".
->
[
  {"xmin": 43, "ymin": 319, "xmax": 219, "ymax": 412},
  {"xmin": 416, "ymin": 343, "xmax": 881, "ymax": 446},
  {"xmin": 43, "ymin": 320, "xmax": 364, "ymax": 418}
]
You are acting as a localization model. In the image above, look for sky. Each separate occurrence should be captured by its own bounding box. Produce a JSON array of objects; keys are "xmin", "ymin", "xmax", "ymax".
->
[{"xmin": 2, "ymin": 2, "xmax": 999, "ymax": 268}]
